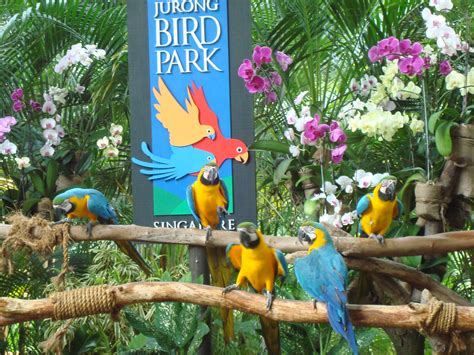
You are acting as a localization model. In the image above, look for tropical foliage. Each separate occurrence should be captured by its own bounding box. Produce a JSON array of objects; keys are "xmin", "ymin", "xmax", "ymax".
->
[{"xmin": 0, "ymin": 0, "xmax": 472, "ymax": 354}]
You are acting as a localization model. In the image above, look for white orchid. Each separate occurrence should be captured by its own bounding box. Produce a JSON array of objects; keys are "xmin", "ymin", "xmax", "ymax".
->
[
  {"xmin": 289, "ymin": 145, "xmax": 300, "ymax": 157},
  {"xmin": 354, "ymin": 169, "xmax": 373, "ymax": 189},
  {"xmin": 97, "ymin": 137, "xmax": 109, "ymax": 150},
  {"xmin": 311, "ymin": 192, "xmax": 327, "ymax": 201},
  {"xmin": 0, "ymin": 139, "xmax": 17, "ymax": 155},
  {"xmin": 104, "ymin": 146, "xmax": 119, "ymax": 158},
  {"xmin": 40, "ymin": 118, "xmax": 56, "ymax": 130},
  {"xmin": 15, "ymin": 157, "xmax": 30, "ymax": 169},
  {"xmin": 40, "ymin": 142, "xmax": 55, "ymax": 157},
  {"xmin": 294, "ymin": 91, "xmax": 308, "ymax": 105},
  {"xmin": 322, "ymin": 181, "xmax": 338, "ymax": 195},
  {"xmin": 335, "ymin": 175, "xmax": 353, "ymax": 193},
  {"xmin": 109, "ymin": 123, "xmax": 123, "ymax": 137},
  {"xmin": 284, "ymin": 128, "xmax": 295, "ymax": 141}
]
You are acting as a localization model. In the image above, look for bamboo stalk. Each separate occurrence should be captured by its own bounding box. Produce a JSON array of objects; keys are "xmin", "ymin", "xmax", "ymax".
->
[
  {"xmin": 0, "ymin": 282, "xmax": 473, "ymax": 329},
  {"xmin": 0, "ymin": 223, "xmax": 472, "ymax": 256}
]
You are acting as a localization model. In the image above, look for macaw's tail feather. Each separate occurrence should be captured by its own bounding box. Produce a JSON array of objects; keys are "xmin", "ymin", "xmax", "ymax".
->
[
  {"xmin": 259, "ymin": 316, "xmax": 281, "ymax": 355},
  {"xmin": 327, "ymin": 303, "xmax": 358, "ymax": 355},
  {"xmin": 115, "ymin": 241, "xmax": 152, "ymax": 276},
  {"xmin": 206, "ymin": 247, "xmax": 234, "ymax": 344}
]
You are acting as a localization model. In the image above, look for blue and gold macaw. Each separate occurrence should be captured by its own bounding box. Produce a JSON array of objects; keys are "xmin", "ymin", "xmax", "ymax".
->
[
  {"xmin": 295, "ymin": 222, "xmax": 358, "ymax": 355},
  {"xmin": 224, "ymin": 222, "xmax": 288, "ymax": 355},
  {"xmin": 356, "ymin": 176, "xmax": 403, "ymax": 244},
  {"xmin": 186, "ymin": 162, "xmax": 234, "ymax": 342},
  {"xmin": 53, "ymin": 188, "xmax": 151, "ymax": 275}
]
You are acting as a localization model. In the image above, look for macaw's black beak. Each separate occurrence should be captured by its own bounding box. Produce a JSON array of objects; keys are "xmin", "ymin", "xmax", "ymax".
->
[
  {"xmin": 298, "ymin": 228, "xmax": 311, "ymax": 245},
  {"xmin": 386, "ymin": 181, "xmax": 396, "ymax": 200},
  {"xmin": 239, "ymin": 229, "xmax": 250, "ymax": 245}
]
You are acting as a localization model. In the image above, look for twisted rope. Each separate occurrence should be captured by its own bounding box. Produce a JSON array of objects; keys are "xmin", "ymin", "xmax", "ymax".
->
[
  {"xmin": 422, "ymin": 297, "xmax": 456, "ymax": 335},
  {"xmin": 51, "ymin": 285, "xmax": 117, "ymax": 320}
]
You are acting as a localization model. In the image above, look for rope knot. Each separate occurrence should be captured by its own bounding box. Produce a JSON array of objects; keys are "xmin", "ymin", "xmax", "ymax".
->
[
  {"xmin": 51, "ymin": 285, "xmax": 117, "ymax": 320},
  {"xmin": 421, "ymin": 297, "xmax": 456, "ymax": 335}
]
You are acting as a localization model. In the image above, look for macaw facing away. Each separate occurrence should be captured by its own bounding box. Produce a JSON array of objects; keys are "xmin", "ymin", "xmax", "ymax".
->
[
  {"xmin": 186, "ymin": 163, "xmax": 234, "ymax": 343},
  {"xmin": 53, "ymin": 188, "xmax": 152, "ymax": 275},
  {"xmin": 224, "ymin": 222, "xmax": 288, "ymax": 355},
  {"xmin": 132, "ymin": 142, "xmax": 216, "ymax": 181},
  {"xmin": 153, "ymin": 77, "xmax": 216, "ymax": 146},
  {"xmin": 356, "ymin": 176, "xmax": 403, "ymax": 244},
  {"xmin": 295, "ymin": 222, "xmax": 358, "ymax": 355},
  {"xmin": 190, "ymin": 83, "xmax": 249, "ymax": 166}
]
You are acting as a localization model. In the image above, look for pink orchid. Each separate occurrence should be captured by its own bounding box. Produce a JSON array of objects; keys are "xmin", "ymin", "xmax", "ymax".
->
[
  {"xmin": 398, "ymin": 56, "xmax": 424, "ymax": 76},
  {"xmin": 265, "ymin": 91, "xmax": 278, "ymax": 104},
  {"xmin": 439, "ymin": 60, "xmax": 452, "ymax": 75},
  {"xmin": 331, "ymin": 144, "xmax": 347, "ymax": 164},
  {"xmin": 252, "ymin": 45, "xmax": 272, "ymax": 67},
  {"xmin": 377, "ymin": 36, "xmax": 400, "ymax": 57},
  {"xmin": 368, "ymin": 46, "xmax": 381, "ymax": 62},
  {"xmin": 10, "ymin": 88, "xmax": 23, "ymax": 101},
  {"xmin": 12, "ymin": 100, "xmax": 23, "ymax": 112},
  {"xmin": 244, "ymin": 75, "xmax": 266, "ymax": 94},
  {"xmin": 303, "ymin": 114, "xmax": 330, "ymax": 142},
  {"xmin": 29, "ymin": 100, "xmax": 42, "ymax": 112},
  {"xmin": 275, "ymin": 51, "xmax": 293, "ymax": 71},
  {"xmin": 237, "ymin": 59, "xmax": 255, "ymax": 81},
  {"xmin": 271, "ymin": 71, "xmax": 282, "ymax": 86}
]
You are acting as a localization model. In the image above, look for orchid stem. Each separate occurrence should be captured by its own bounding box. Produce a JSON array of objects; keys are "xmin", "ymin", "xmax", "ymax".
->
[{"xmin": 421, "ymin": 77, "xmax": 431, "ymax": 181}]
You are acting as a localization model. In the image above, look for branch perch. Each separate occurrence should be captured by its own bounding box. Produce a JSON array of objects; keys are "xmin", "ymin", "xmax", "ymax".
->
[
  {"xmin": 0, "ymin": 223, "xmax": 472, "ymax": 256},
  {"xmin": 0, "ymin": 282, "xmax": 473, "ymax": 330}
]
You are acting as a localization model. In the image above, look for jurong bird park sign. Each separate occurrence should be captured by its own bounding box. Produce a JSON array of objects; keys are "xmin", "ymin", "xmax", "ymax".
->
[{"xmin": 127, "ymin": 0, "xmax": 256, "ymax": 228}]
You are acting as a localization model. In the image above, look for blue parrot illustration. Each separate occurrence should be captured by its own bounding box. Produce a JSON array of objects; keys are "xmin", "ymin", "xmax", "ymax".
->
[
  {"xmin": 295, "ymin": 222, "xmax": 358, "ymax": 355},
  {"xmin": 132, "ymin": 142, "xmax": 216, "ymax": 181}
]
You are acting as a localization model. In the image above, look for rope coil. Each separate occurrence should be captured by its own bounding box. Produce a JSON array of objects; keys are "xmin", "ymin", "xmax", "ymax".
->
[
  {"xmin": 51, "ymin": 285, "xmax": 116, "ymax": 320},
  {"xmin": 422, "ymin": 297, "xmax": 456, "ymax": 335}
]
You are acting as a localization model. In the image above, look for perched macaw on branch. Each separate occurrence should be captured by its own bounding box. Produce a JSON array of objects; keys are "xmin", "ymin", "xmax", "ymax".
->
[
  {"xmin": 295, "ymin": 222, "xmax": 358, "ymax": 355},
  {"xmin": 356, "ymin": 176, "xmax": 403, "ymax": 244},
  {"xmin": 53, "ymin": 188, "xmax": 151, "ymax": 275},
  {"xmin": 224, "ymin": 222, "xmax": 288, "ymax": 355},
  {"xmin": 186, "ymin": 162, "xmax": 234, "ymax": 343}
]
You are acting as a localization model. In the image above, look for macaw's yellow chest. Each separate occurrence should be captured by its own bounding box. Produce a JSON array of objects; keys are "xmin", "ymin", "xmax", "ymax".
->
[
  {"xmin": 360, "ymin": 196, "xmax": 397, "ymax": 235},
  {"xmin": 67, "ymin": 195, "xmax": 97, "ymax": 221},
  {"xmin": 193, "ymin": 183, "xmax": 227, "ymax": 229},
  {"xmin": 240, "ymin": 247, "xmax": 277, "ymax": 293}
]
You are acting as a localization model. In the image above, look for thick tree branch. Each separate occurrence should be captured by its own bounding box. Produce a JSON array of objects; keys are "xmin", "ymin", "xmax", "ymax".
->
[
  {"xmin": 0, "ymin": 282, "xmax": 473, "ymax": 330},
  {"xmin": 0, "ymin": 224, "xmax": 472, "ymax": 256}
]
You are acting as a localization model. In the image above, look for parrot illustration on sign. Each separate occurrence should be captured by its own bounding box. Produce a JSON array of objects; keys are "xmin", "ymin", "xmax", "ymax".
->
[{"xmin": 132, "ymin": 78, "xmax": 249, "ymax": 180}]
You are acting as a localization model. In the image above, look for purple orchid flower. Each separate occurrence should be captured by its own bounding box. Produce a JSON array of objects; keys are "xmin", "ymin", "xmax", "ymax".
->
[
  {"xmin": 275, "ymin": 51, "xmax": 293, "ymax": 71},
  {"xmin": 303, "ymin": 114, "xmax": 330, "ymax": 142},
  {"xmin": 439, "ymin": 60, "xmax": 452, "ymax": 75},
  {"xmin": 238, "ymin": 59, "xmax": 255, "ymax": 81},
  {"xmin": 331, "ymin": 144, "xmax": 347, "ymax": 164},
  {"xmin": 398, "ymin": 56, "xmax": 424, "ymax": 76},
  {"xmin": 245, "ymin": 75, "xmax": 266, "ymax": 94},
  {"xmin": 252, "ymin": 45, "xmax": 272, "ymax": 67}
]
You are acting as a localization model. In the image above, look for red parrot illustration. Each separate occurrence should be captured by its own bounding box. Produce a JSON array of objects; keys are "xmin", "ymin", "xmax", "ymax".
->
[{"xmin": 190, "ymin": 83, "xmax": 249, "ymax": 166}]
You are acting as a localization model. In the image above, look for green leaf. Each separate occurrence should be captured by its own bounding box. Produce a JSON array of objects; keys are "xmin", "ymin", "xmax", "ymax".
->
[
  {"xmin": 22, "ymin": 198, "xmax": 41, "ymax": 214},
  {"xmin": 188, "ymin": 322, "xmax": 210, "ymax": 354},
  {"xmin": 428, "ymin": 111, "xmax": 443, "ymax": 134},
  {"xmin": 303, "ymin": 198, "xmax": 319, "ymax": 217},
  {"xmin": 273, "ymin": 158, "xmax": 293, "ymax": 184},
  {"xmin": 46, "ymin": 160, "xmax": 59, "ymax": 197},
  {"xmin": 435, "ymin": 121, "xmax": 456, "ymax": 156},
  {"xmin": 400, "ymin": 255, "xmax": 422, "ymax": 268},
  {"xmin": 28, "ymin": 171, "xmax": 46, "ymax": 196},
  {"xmin": 249, "ymin": 140, "xmax": 290, "ymax": 154},
  {"xmin": 420, "ymin": 256, "xmax": 448, "ymax": 270}
]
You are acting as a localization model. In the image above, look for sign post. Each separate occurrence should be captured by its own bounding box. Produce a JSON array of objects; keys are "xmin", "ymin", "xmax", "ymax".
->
[{"xmin": 127, "ymin": 0, "xmax": 255, "ymax": 350}]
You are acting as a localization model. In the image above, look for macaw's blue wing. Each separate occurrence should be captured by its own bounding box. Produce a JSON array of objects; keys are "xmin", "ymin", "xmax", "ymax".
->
[
  {"xmin": 132, "ymin": 142, "xmax": 216, "ymax": 181},
  {"xmin": 86, "ymin": 189, "xmax": 118, "ymax": 224},
  {"xmin": 295, "ymin": 249, "xmax": 358, "ymax": 355},
  {"xmin": 273, "ymin": 249, "xmax": 288, "ymax": 283},
  {"xmin": 356, "ymin": 194, "xmax": 372, "ymax": 217},
  {"xmin": 395, "ymin": 198, "xmax": 403, "ymax": 219},
  {"xmin": 186, "ymin": 184, "xmax": 201, "ymax": 225}
]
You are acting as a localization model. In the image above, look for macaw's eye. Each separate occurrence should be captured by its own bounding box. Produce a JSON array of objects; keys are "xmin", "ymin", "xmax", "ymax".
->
[
  {"xmin": 207, "ymin": 156, "xmax": 212, "ymax": 161},
  {"xmin": 207, "ymin": 129, "xmax": 212, "ymax": 133},
  {"xmin": 236, "ymin": 147, "xmax": 243, "ymax": 153}
]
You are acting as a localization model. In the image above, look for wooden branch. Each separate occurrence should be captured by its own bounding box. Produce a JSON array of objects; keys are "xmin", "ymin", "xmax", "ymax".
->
[
  {"xmin": 286, "ymin": 252, "xmax": 470, "ymax": 306},
  {"xmin": 1, "ymin": 282, "xmax": 473, "ymax": 330},
  {"xmin": 0, "ymin": 223, "xmax": 473, "ymax": 256}
]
